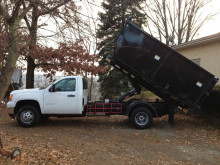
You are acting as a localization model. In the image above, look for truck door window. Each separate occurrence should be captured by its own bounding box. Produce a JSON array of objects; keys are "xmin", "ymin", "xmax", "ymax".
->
[{"xmin": 55, "ymin": 78, "xmax": 76, "ymax": 91}]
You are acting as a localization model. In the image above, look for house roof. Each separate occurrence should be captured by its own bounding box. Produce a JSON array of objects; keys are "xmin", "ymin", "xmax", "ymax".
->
[{"xmin": 172, "ymin": 32, "xmax": 220, "ymax": 50}]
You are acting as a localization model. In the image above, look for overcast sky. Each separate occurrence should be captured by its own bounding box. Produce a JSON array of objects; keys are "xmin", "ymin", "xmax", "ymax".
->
[
  {"xmin": 38, "ymin": 0, "xmax": 220, "ymax": 47},
  {"xmin": 197, "ymin": 0, "xmax": 220, "ymax": 37},
  {"xmin": 34, "ymin": 0, "xmax": 220, "ymax": 76}
]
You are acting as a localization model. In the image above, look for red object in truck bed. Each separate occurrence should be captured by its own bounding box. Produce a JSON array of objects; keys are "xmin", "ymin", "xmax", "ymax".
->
[{"xmin": 87, "ymin": 103, "xmax": 122, "ymax": 114}]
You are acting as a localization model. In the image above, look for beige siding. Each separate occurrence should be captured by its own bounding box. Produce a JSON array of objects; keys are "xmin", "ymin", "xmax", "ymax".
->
[{"xmin": 176, "ymin": 41, "xmax": 220, "ymax": 84}]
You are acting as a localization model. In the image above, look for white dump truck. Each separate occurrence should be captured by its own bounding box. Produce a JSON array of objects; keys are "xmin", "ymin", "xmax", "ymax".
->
[{"xmin": 7, "ymin": 17, "xmax": 218, "ymax": 129}]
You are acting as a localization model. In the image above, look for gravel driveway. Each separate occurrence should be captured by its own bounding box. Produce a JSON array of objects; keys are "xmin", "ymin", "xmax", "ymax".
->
[{"xmin": 0, "ymin": 105, "xmax": 220, "ymax": 164}]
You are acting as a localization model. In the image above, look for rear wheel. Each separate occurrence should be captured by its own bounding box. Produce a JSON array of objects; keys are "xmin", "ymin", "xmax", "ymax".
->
[
  {"xmin": 16, "ymin": 105, "xmax": 40, "ymax": 127},
  {"xmin": 130, "ymin": 107, "xmax": 153, "ymax": 129}
]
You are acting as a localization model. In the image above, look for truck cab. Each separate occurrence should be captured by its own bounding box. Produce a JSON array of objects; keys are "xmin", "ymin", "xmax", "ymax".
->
[{"xmin": 7, "ymin": 76, "xmax": 88, "ymax": 127}]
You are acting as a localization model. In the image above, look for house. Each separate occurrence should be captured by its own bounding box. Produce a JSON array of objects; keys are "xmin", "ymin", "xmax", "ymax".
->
[{"xmin": 172, "ymin": 33, "xmax": 220, "ymax": 84}]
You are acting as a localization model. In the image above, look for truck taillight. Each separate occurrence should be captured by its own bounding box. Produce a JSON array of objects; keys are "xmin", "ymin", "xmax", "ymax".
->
[{"xmin": 9, "ymin": 94, "xmax": 13, "ymax": 101}]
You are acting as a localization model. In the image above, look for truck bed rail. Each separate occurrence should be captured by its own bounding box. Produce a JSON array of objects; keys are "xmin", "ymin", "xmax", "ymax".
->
[{"xmin": 87, "ymin": 102, "xmax": 122, "ymax": 114}]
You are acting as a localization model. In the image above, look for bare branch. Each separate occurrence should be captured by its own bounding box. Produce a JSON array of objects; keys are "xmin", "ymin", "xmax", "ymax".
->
[
  {"xmin": 10, "ymin": 0, "xmax": 22, "ymax": 22},
  {"xmin": 0, "ymin": 1, "xmax": 11, "ymax": 21},
  {"xmin": 38, "ymin": 0, "xmax": 71, "ymax": 16},
  {"xmin": 19, "ymin": 3, "xmax": 32, "ymax": 21},
  {"xmin": 144, "ymin": 0, "xmax": 215, "ymax": 45}
]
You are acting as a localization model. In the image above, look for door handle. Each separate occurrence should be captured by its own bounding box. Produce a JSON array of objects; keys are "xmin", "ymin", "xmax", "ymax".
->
[{"xmin": 67, "ymin": 95, "xmax": 75, "ymax": 97}]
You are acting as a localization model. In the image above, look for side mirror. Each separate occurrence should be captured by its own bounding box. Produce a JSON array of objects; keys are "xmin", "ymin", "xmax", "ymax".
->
[{"xmin": 49, "ymin": 84, "xmax": 55, "ymax": 92}]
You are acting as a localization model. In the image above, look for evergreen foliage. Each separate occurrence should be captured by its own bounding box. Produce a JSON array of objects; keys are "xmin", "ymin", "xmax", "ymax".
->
[{"xmin": 97, "ymin": 0, "xmax": 145, "ymax": 99}]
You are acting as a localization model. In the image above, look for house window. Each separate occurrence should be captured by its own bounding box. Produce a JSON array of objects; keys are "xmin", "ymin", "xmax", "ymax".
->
[{"xmin": 191, "ymin": 58, "xmax": 201, "ymax": 66}]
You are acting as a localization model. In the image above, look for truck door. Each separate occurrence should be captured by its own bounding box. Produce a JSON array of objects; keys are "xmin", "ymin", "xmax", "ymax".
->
[{"xmin": 43, "ymin": 78, "xmax": 79, "ymax": 114}]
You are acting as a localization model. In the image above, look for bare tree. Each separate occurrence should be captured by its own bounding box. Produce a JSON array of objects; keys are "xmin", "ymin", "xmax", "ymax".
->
[
  {"xmin": 0, "ymin": 0, "xmax": 32, "ymax": 101},
  {"xmin": 20, "ymin": 0, "xmax": 103, "ymax": 91},
  {"xmin": 65, "ymin": 0, "xmax": 103, "ymax": 100},
  {"xmin": 22, "ymin": 0, "xmax": 73, "ymax": 88},
  {"xmin": 79, "ymin": 3, "xmax": 99, "ymax": 101},
  {"xmin": 143, "ymin": 0, "xmax": 215, "ymax": 45}
]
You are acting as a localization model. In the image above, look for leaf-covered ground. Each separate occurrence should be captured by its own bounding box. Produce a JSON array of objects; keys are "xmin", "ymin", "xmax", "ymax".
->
[{"xmin": 0, "ymin": 104, "xmax": 220, "ymax": 165}]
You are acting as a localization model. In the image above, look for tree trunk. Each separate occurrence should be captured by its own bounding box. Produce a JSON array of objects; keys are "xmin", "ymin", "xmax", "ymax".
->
[
  {"xmin": 26, "ymin": 6, "xmax": 38, "ymax": 88},
  {"xmin": 26, "ymin": 56, "xmax": 35, "ymax": 88},
  {"xmin": 0, "ymin": 19, "xmax": 19, "ymax": 101},
  {"xmin": 88, "ymin": 75, "xmax": 94, "ymax": 101}
]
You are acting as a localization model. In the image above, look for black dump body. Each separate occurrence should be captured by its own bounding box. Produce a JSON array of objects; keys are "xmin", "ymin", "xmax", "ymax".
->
[{"xmin": 111, "ymin": 18, "xmax": 218, "ymax": 110}]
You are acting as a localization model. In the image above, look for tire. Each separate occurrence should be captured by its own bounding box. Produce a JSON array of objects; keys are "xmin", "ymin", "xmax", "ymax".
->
[
  {"xmin": 130, "ymin": 107, "xmax": 153, "ymax": 129},
  {"xmin": 16, "ymin": 105, "xmax": 40, "ymax": 127}
]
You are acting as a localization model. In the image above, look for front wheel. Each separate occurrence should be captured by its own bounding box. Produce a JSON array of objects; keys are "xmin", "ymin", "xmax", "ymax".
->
[
  {"xmin": 130, "ymin": 107, "xmax": 153, "ymax": 129},
  {"xmin": 16, "ymin": 105, "xmax": 40, "ymax": 127}
]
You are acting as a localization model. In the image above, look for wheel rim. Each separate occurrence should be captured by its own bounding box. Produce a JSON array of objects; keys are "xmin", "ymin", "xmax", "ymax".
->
[
  {"xmin": 20, "ymin": 110, "xmax": 34, "ymax": 124},
  {"xmin": 135, "ymin": 112, "xmax": 149, "ymax": 126}
]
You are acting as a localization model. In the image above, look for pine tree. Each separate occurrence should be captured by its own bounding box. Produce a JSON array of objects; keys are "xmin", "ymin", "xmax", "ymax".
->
[{"xmin": 97, "ymin": 0, "xmax": 145, "ymax": 99}]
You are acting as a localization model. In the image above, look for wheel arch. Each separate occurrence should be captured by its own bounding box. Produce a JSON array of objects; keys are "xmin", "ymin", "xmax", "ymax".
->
[
  {"xmin": 127, "ymin": 101, "xmax": 157, "ymax": 118},
  {"xmin": 14, "ymin": 100, "xmax": 41, "ymax": 115}
]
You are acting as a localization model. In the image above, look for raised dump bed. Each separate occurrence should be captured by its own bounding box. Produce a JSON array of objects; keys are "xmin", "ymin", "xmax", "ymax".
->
[{"xmin": 111, "ymin": 18, "xmax": 218, "ymax": 110}]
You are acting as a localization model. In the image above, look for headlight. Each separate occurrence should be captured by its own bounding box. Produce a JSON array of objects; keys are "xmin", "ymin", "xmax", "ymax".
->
[{"xmin": 9, "ymin": 94, "xmax": 13, "ymax": 101}]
